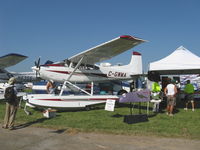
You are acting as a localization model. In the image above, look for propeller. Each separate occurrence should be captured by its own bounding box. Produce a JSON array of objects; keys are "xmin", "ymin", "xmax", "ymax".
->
[
  {"xmin": 32, "ymin": 57, "xmax": 41, "ymax": 78},
  {"xmin": 35, "ymin": 57, "xmax": 40, "ymax": 69}
]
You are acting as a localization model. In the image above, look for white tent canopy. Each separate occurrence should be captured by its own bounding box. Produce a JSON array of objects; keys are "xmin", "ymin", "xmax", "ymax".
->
[{"xmin": 149, "ymin": 46, "xmax": 200, "ymax": 75}]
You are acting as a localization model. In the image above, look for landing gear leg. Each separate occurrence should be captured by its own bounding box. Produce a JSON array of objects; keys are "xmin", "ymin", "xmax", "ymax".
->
[
  {"xmin": 24, "ymin": 102, "xmax": 32, "ymax": 115},
  {"xmin": 85, "ymin": 106, "xmax": 91, "ymax": 111}
]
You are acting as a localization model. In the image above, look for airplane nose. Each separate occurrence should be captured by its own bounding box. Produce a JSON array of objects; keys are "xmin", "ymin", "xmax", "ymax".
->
[
  {"xmin": 32, "ymin": 66, "xmax": 41, "ymax": 78},
  {"xmin": 31, "ymin": 66, "xmax": 39, "ymax": 71}
]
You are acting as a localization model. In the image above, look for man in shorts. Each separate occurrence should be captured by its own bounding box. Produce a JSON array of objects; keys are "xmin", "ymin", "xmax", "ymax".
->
[
  {"xmin": 184, "ymin": 80, "xmax": 195, "ymax": 111},
  {"xmin": 164, "ymin": 79, "xmax": 177, "ymax": 116}
]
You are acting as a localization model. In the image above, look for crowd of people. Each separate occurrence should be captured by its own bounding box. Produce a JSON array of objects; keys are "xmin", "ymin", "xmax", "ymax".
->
[{"xmin": 150, "ymin": 78, "xmax": 196, "ymax": 117}]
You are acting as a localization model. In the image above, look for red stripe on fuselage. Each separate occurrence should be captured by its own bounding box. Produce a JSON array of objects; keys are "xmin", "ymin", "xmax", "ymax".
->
[
  {"xmin": 36, "ymin": 98, "xmax": 118, "ymax": 101},
  {"xmin": 89, "ymin": 98, "xmax": 118, "ymax": 100},
  {"xmin": 44, "ymin": 64, "xmax": 64, "ymax": 67},
  {"xmin": 46, "ymin": 70, "xmax": 108, "ymax": 77},
  {"xmin": 47, "ymin": 70, "xmax": 70, "ymax": 74}
]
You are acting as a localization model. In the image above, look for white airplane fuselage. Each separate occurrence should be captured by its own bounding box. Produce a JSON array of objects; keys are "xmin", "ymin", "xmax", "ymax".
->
[
  {"xmin": 0, "ymin": 71, "xmax": 38, "ymax": 83},
  {"xmin": 38, "ymin": 52, "xmax": 142, "ymax": 83}
]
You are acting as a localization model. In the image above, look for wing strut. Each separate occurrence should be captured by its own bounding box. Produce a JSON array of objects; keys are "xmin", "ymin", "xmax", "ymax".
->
[
  {"xmin": 67, "ymin": 56, "xmax": 84, "ymax": 81},
  {"xmin": 61, "ymin": 80, "xmax": 91, "ymax": 96},
  {"xmin": 59, "ymin": 56, "xmax": 92, "ymax": 96}
]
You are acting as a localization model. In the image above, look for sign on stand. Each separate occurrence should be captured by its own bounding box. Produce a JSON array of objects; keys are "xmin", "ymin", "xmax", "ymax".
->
[{"xmin": 105, "ymin": 99, "xmax": 116, "ymax": 111}]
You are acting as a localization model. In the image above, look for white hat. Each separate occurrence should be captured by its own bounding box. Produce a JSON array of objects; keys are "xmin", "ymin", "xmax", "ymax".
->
[
  {"xmin": 50, "ymin": 80, "xmax": 54, "ymax": 83},
  {"xmin": 8, "ymin": 77, "xmax": 16, "ymax": 85}
]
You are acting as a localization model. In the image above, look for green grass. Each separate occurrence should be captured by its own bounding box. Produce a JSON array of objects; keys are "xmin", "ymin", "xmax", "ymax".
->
[{"xmin": 1, "ymin": 101, "xmax": 200, "ymax": 139}]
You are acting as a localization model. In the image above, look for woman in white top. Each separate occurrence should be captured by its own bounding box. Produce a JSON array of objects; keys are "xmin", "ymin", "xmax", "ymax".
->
[{"xmin": 164, "ymin": 79, "xmax": 177, "ymax": 116}]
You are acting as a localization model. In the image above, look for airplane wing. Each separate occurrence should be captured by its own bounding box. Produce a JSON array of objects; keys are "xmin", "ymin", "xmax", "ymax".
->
[
  {"xmin": 0, "ymin": 53, "xmax": 27, "ymax": 69},
  {"xmin": 68, "ymin": 35, "xmax": 146, "ymax": 64}
]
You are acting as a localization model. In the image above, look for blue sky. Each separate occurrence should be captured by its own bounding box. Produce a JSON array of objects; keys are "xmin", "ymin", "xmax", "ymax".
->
[{"xmin": 1, "ymin": 0, "xmax": 200, "ymax": 72}]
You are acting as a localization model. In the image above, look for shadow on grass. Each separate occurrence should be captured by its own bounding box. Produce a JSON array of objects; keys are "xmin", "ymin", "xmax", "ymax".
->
[
  {"xmin": 112, "ymin": 113, "xmax": 124, "ymax": 118},
  {"xmin": 15, "ymin": 118, "xmax": 49, "ymax": 130},
  {"xmin": 111, "ymin": 113, "xmax": 155, "ymax": 119},
  {"xmin": 50, "ymin": 128, "xmax": 67, "ymax": 134},
  {"xmin": 147, "ymin": 113, "xmax": 157, "ymax": 118},
  {"xmin": 15, "ymin": 115, "xmax": 61, "ymax": 130},
  {"xmin": 55, "ymin": 103, "xmax": 111, "ymax": 112}
]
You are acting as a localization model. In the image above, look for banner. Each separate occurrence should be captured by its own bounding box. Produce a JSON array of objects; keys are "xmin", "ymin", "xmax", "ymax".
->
[{"xmin": 119, "ymin": 89, "xmax": 150, "ymax": 103}]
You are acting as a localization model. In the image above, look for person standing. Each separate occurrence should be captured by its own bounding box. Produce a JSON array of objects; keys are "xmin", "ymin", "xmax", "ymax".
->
[
  {"xmin": 151, "ymin": 81, "xmax": 162, "ymax": 112},
  {"xmin": 164, "ymin": 79, "xmax": 177, "ymax": 116},
  {"xmin": 184, "ymin": 80, "xmax": 195, "ymax": 111},
  {"xmin": 46, "ymin": 80, "xmax": 56, "ymax": 94},
  {"xmin": 2, "ymin": 77, "xmax": 18, "ymax": 130}
]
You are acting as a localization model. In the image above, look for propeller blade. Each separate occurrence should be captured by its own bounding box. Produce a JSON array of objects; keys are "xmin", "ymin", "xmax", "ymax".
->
[
  {"xmin": 37, "ymin": 57, "xmax": 40, "ymax": 68},
  {"xmin": 33, "ymin": 57, "xmax": 41, "ymax": 78}
]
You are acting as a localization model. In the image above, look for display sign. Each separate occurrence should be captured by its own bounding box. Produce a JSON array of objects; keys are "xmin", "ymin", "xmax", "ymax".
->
[{"xmin": 105, "ymin": 99, "xmax": 116, "ymax": 111}]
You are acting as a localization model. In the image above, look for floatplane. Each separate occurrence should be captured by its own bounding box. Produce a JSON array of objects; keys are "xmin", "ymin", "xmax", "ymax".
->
[{"xmin": 23, "ymin": 35, "xmax": 146, "ymax": 110}]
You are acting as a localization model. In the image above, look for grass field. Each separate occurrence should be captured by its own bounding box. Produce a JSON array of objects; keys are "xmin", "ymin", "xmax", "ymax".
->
[{"xmin": 1, "ymin": 100, "xmax": 200, "ymax": 139}]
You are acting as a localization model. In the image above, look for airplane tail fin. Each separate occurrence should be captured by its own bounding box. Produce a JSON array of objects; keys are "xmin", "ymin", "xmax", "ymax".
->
[{"xmin": 126, "ymin": 51, "xmax": 143, "ymax": 75}]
